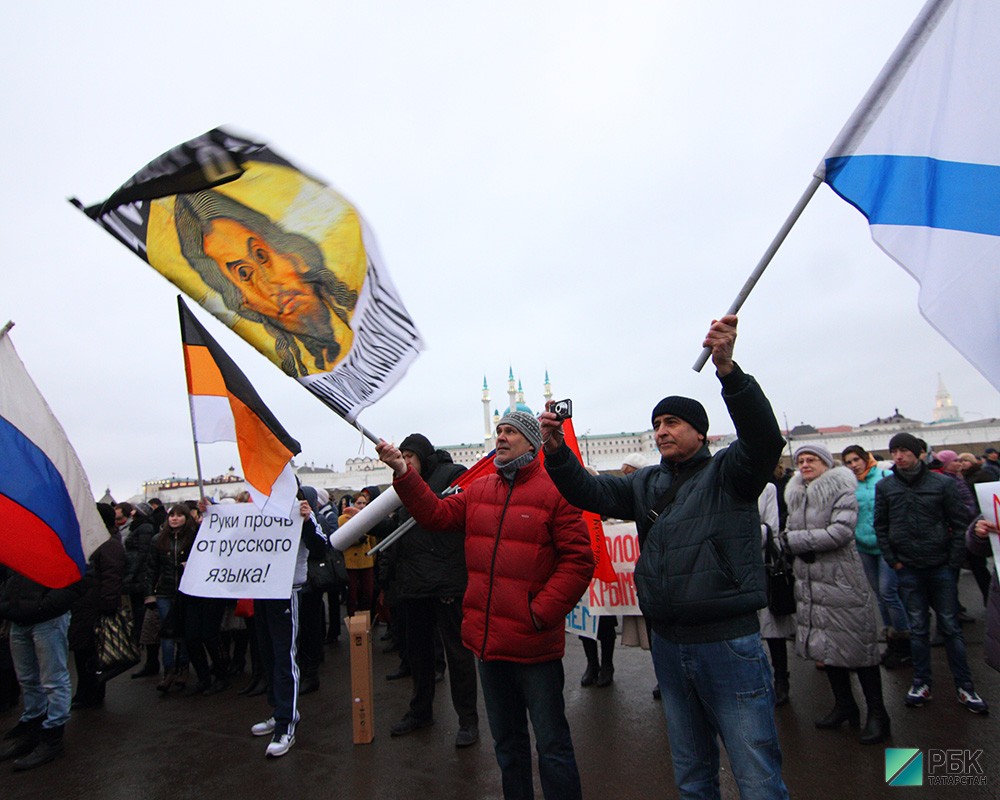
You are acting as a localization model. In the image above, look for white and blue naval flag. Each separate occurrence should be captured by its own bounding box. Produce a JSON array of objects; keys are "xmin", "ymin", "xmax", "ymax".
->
[{"xmin": 817, "ymin": 0, "xmax": 1000, "ymax": 392}]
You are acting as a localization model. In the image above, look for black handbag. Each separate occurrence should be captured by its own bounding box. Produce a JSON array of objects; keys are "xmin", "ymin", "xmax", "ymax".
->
[
  {"xmin": 307, "ymin": 546, "xmax": 344, "ymax": 591},
  {"xmin": 94, "ymin": 604, "xmax": 141, "ymax": 683},
  {"xmin": 764, "ymin": 526, "xmax": 796, "ymax": 617}
]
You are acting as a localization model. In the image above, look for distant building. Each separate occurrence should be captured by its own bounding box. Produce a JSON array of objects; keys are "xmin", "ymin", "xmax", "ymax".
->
[{"xmin": 125, "ymin": 374, "xmax": 998, "ymax": 503}]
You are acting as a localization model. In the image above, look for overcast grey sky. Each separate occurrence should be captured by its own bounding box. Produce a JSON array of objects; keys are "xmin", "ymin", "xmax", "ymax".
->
[{"xmin": 5, "ymin": 0, "xmax": 997, "ymax": 501}]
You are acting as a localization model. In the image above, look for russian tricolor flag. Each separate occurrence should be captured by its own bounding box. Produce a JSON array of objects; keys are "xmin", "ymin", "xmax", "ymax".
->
[
  {"xmin": 818, "ymin": 0, "xmax": 1000, "ymax": 393},
  {"xmin": 0, "ymin": 330, "xmax": 106, "ymax": 587}
]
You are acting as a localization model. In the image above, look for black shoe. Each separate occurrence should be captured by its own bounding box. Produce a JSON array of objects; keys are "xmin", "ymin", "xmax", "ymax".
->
[
  {"xmin": 580, "ymin": 663, "xmax": 599, "ymax": 687},
  {"xmin": 455, "ymin": 725, "xmax": 479, "ymax": 748},
  {"xmin": 390, "ymin": 716, "xmax": 433, "ymax": 736},
  {"xmin": 237, "ymin": 677, "xmax": 262, "ymax": 696},
  {"xmin": 958, "ymin": 610, "xmax": 974, "ymax": 624},
  {"xmin": 131, "ymin": 663, "xmax": 160, "ymax": 679},
  {"xmin": 246, "ymin": 684, "xmax": 267, "ymax": 698},
  {"xmin": 774, "ymin": 677, "xmax": 790, "ymax": 707},
  {"xmin": 186, "ymin": 681, "xmax": 211, "ymax": 697},
  {"xmin": 595, "ymin": 666, "xmax": 614, "ymax": 688},
  {"xmin": 0, "ymin": 732, "xmax": 39, "ymax": 762},
  {"xmin": 386, "ymin": 667, "xmax": 412, "ymax": 681},
  {"xmin": 859, "ymin": 712, "xmax": 891, "ymax": 745},
  {"xmin": 815, "ymin": 705, "xmax": 861, "ymax": 729},
  {"xmin": 652, "ymin": 685, "xmax": 661, "ymax": 701},
  {"xmin": 202, "ymin": 678, "xmax": 230, "ymax": 696},
  {"xmin": 14, "ymin": 726, "xmax": 63, "ymax": 772},
  {"xmin": 298, "ymin": 677, "xmax": 320, "ymax": 696}
]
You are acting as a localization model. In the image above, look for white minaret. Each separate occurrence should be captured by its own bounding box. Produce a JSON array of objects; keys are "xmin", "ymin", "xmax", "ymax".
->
[
  {"xmin": 482, "ymin": 376, "xmax": 495, "ymax": 449},
  {"xmin": 543, "ymin": 369, "xmax": 553, "ymax": 408},
  {"xmin": 517, "ymin": 379, "xmax": 526, "ymax": 409},
  {"xmin": 933, "ymin": 374, "xmax": 961, "ymax": 423},
  {"xmin": 507, "ymin": 366, "xmax": 517, "ymax": 413}
]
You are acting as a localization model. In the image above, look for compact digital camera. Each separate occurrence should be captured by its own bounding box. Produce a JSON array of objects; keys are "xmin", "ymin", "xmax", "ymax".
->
[{"xmin": 550, "ymin": 398, "xmax": 573, "ymax": 421}]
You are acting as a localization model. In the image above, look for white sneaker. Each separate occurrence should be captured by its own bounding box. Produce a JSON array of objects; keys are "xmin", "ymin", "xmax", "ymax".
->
[
  {"xmin": 251, "ymin": 717, "xmax": 276, "ymax": 737},
  {"xmin": 266, "ymin": 733, "xmax": 295, "ymax": 757}
]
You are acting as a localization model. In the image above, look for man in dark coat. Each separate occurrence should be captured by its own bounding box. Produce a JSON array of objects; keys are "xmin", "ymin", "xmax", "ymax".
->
[
  {"xmin": 69, "ymin": 503, "xmax": 126, "ymax": 708},
  {"xmin": 388, "ymin": 434, "xmax": 480, "ymax": 748},
  {"xmin": 120, "ymin": 503, "xmax": 158, "ymax": 677},
  {"xmin": 540, "ymin": 315, "xmax": 790, "ymax": 800},
  {"xmin": 874, "ymin": 431, "xmax": 987, "ymax": 714}
]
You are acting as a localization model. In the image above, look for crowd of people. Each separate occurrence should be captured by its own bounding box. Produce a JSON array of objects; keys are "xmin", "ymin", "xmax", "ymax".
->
[{"xmin": 1, "ymin": 315, "xmax": 997, "ymax": 799}]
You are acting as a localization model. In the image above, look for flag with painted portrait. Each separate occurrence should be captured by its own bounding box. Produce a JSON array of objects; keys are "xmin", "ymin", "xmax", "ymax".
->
[{"xmin": 73, "ymin": 127, "xmax": 423, "ymax": 422}]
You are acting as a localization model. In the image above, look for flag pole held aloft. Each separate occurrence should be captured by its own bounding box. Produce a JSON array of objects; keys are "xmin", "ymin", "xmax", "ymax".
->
[
  {"xmin": 692, "ymin": 0, "xmax": 953, "ymax": 374},
  {"xmin": 691, "ymin": 177, "xmax": 822, "ymax": 372}
]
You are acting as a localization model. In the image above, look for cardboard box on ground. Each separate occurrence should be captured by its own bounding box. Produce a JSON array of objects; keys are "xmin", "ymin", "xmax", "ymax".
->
[{"xmin": 346, "ymin": 612, "xmax": 374, "ymax": 744}]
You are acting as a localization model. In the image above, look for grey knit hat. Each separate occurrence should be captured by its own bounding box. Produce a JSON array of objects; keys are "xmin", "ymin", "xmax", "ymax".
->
[
  {"xmin": 793, "ymin": 444, "xmax": 834, "ymax": 468},
  {"xmin": 497, "ymin": 410, "xmax": 542, "ymax": 452}
]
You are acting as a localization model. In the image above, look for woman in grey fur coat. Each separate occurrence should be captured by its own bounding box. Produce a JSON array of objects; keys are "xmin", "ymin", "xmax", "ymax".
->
[{"xmin": 783, "ymin": 444, "xmax": 890, "ymax": 745}]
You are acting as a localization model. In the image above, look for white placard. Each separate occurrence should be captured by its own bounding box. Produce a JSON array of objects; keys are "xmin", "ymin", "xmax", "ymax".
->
[
  {"xmin": 565, "ymin": 520, "xmax": 642, "ymax": 637},
  {"xmin": 973, "ymin": 481, "xmax": 1000, "ymax": 565},
  {"xmin": 179, "ymin": 504, "xmax": 303, "ymax": 599}
]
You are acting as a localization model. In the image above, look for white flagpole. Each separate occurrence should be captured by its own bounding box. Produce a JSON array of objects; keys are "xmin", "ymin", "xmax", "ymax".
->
[{"xmin": 692, "ymin": 0, "xmax": 953, "ymax": 373}]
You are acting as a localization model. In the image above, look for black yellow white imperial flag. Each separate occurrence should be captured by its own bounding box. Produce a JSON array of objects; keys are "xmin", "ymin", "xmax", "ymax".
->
[{"xmin": 179, "ymin": 297, "xmax": 300, "ymax": 519}]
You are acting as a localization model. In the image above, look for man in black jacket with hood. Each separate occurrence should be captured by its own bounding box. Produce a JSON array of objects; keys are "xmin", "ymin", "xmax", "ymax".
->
[{"xmin": 388, "ymin": 433, "xmax": 480, "ymax": 748}]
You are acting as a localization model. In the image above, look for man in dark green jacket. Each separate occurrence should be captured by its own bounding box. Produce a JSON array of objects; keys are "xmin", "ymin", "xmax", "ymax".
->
[
  {"xmin": 540, "ymin": 315, "xmax": 789, "ymax": 800},
  {"xmin": 874, "ymin": 431, "xmax": 987, "ymax": 714}
]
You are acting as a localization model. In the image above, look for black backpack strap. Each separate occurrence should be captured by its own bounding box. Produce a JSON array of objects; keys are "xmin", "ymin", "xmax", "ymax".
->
[{"xmin": 646, "ymin": 458, "xmax": 711, "ymax": 524}]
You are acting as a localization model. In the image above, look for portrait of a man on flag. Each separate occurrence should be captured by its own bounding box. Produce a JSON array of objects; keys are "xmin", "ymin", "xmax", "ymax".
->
[
  {"xmin": 172, "ymin": 186, "xmax": 361, "ymax": 378},
  {"xmin": 75, "ymin": 127, "xmax": 423, "ymax": 424}
]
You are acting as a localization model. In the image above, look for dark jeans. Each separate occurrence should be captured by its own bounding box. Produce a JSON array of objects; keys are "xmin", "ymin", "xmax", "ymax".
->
[
  {"xmin": 297, "ymin": 589, "xmax": 326, "ymax": 676},
  {"xmin": 478, "ymin": 658, "xmax": 581, "ymax": 800},
  {"xmin": 73, "ymin": 646, "xmax": 105, "ymax": 705},
  {"xmin": 403, "ymin": 597, "xmax": 477, "ymax": 726},
  {"xmin": 183, "ymin": 596, "xmax": 227, "ymax": 685},
  {"xmin": 896, "ymin": 565, "xmax": 973, "ymax": 689}
]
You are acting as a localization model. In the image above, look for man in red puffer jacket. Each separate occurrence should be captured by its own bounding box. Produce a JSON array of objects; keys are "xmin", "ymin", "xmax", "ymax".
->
[{"xmin": 377, "ymin": 410, "xmax": 594, "ymax": 800}]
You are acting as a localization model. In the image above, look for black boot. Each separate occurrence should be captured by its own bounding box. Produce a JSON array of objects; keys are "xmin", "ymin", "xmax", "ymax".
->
[
  {"xmin": 815, "ymin": 666, "xmax": 860, "ymax": 729},
  {"xmin": 857, "ymin": 666, "xmax": 891, "ymax": 745},
  {"xmin": 132, "ymin": 645, "xmax": 161, "ymax": 678},
  {"xmin": 773, "ymin": 672, "xmax": 790, "ymax": 707},
  {"xmin": 12, "ymin": 725, "xmax": 63, "ymax": 771},
  {"xmin": 580, "ymin": 637, "xmax": 599, "ymax": 686},
  {"xmin": 0, "ymin": 716, "xmax": 43, "ymax": 762},
  {"xmin": 595, "ymin": 634, "xmax": 615, "ymax": 687}
]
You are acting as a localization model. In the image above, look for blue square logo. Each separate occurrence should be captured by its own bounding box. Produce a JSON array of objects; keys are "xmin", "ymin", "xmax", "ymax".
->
[{"xmin": 886, "ymin": 748, "xmax": 923, "ymax": 786}]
